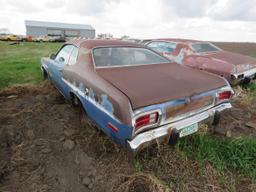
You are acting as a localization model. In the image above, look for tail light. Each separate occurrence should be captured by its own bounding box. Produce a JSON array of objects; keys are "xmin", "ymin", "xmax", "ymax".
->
[
  {"xmin": 134, "ymin": 112, "xmax": 159, "ymax": 131},
  {"xmin": 218, "ymin": 90, "xmax": 232, "ymax": 101}
]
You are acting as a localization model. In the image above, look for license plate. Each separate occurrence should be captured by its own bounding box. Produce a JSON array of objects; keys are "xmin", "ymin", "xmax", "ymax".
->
[{"xmin": 179, "ymin": 123, "xmax": 198, "ymax": 137}]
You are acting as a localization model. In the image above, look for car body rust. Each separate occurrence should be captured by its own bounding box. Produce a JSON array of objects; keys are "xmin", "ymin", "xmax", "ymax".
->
[{"xmin": 41, "ymin": 39, "xmax": 233, "ymax": 153}]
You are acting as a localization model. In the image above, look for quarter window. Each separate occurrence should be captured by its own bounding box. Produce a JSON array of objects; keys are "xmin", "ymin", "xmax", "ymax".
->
[
  {"xmin": 69, "ymin": 47, "xmax": 79, "ymax": 65},
  {"xmin": 55, "ymin": 45, "xmax": 73, "ymax": 65}
]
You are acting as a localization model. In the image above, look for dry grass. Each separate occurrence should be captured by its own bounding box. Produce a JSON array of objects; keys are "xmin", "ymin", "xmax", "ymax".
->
[{"xmin": 113, "ymin": 173, "xmax": 170, "ymax": 192}]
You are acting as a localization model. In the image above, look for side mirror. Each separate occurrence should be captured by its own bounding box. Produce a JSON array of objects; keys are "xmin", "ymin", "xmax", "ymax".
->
[{"xmin": 50, "ymin": 53, "xmax": 56, "ymax": 60}]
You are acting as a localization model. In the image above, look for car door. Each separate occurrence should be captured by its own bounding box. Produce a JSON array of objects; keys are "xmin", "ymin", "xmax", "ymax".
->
[{"xmin": 47, "ymin": 44, "xmax": 74, "ymax": 97}]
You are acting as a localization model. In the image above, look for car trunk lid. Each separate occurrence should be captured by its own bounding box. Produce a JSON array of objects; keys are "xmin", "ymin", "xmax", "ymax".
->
[
  {"xmin": 96, "ymin": 63, "xmax": 226, "ymax": 109},
  {"xmin": 205, "ymin": 51, "xmax": 256, "ymax": 73}
]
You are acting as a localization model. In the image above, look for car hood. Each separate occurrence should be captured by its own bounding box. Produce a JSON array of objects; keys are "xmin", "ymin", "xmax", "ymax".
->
[
  {"xmin": 96, "ymin": 63, "xmax": 226, "ymax": 109},
  {"xmin": 205, "ymin": 51, "xmax": 256, "ymax": 72}
]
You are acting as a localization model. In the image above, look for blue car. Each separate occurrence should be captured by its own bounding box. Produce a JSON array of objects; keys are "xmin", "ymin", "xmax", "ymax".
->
[{"xmin": 41, "ymin": 39, "xmax": 233, "ymax": 153}]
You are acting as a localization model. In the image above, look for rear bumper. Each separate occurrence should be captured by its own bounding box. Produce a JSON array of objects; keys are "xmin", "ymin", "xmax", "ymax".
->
[{"xmin": 127, "ymin": 102, "xmax": 232, "ymax": 153}]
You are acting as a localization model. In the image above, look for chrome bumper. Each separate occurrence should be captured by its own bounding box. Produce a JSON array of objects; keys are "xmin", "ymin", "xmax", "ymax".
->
[
  {"xmin": 127, "ymin": 103, "xmax": 232, "ymax": 153},
  {"xmin": 241, "ymin": 68, "xmax": 256, "ymax": 78},
  {"xmin": 232, "ymin": 68, "xmax": 256, "ymax": 84}
]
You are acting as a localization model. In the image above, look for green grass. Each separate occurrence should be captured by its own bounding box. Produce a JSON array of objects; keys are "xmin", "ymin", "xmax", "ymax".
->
[
  {"xmin": 243, "ymin": 82, "xmax": 256, "ymax": 92},
  {"xmin": 0, "ymin": 41, "xmax": 61, "ymax": 89},
  {"xmin": 177, "ymin": 134, "xmax": 256, "ymax": 180}
]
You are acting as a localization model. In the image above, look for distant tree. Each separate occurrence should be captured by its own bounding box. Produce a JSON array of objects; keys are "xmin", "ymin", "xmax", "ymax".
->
[
  {"xmin": 121, "ymin": 35, "xmax": 130, "ymax": 39},
  {"xmin": 97, "ymin": 33, "xmax": 114, "ymax": 39}
]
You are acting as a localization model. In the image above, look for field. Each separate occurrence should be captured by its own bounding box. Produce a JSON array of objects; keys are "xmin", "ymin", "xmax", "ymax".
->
[
  {"xmin": 0, "ymin": 41, "xmax": 256, "ymax": 192},
  {"xmin": 0, "ymin": 42, "xmax": 61, "ymax": 89}
]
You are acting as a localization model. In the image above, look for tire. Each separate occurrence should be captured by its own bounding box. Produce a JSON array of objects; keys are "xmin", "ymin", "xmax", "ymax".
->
[{"xmin": 42, "ymin": 68, "xmax": 48, "ymax": 80}]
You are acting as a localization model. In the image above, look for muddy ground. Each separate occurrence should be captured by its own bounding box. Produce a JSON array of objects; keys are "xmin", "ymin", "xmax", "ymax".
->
[{"xmin": 0, "ymin": 82, "xmax": 256, "ymax": 192}]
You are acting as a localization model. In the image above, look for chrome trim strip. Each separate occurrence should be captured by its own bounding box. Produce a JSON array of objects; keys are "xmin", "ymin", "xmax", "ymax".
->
[
  {"xmin": 131, "ymin": 86, "xmax": 233, "ymax": 133},
  {"xmin": 127, "ymin": 103, "xmax": 232, "ymax": 152}
]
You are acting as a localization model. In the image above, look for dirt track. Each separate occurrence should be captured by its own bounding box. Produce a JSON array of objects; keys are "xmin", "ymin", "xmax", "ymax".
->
[{"xmin": 0, "ymin": 82, "xmax": 256, "ymax": 192}]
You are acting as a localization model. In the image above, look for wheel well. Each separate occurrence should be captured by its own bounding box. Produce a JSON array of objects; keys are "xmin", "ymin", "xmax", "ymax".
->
[
  {"xmin": 70, "ymin": 92, "xmax": 80, "ymax": 107},
  {"xmin": 70, "ymin": 92, "xmax": 75, "ymax": 101},
  {"xmin": 42, "ymin": 67, "xmax": 48, "ymax": 79},
  {"xmin": 70, "ymin": 92, "xmax": 87, "ymax": 116}
]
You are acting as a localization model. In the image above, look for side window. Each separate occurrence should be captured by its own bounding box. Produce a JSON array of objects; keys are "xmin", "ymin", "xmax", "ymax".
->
[
  {"xmin": 147, "ymin": 42, "xmax": 160, "ymax": 52},
  {"xmin": 55, "ymin": 45, "xmax": 73, "ymax": 65},
  {"xmin": 134, "ymin": 50, "xmax": 147, "ymax": 63},
  {"xmin": 69, "ymin": 47, "xmax": 79, "ymax": 65},
  {"xmin": 147, "ymin": 41, "xmax": 177, "ymax": 53}
]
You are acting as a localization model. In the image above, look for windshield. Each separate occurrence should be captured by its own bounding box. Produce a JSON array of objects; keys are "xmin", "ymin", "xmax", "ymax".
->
[
  {"xmin": 93, "ymin": 47, "xmax": 169, "ymax": 67},
  {"xmin": 192, "ymin": 43, "xmax": 220, "ymax": 53}
]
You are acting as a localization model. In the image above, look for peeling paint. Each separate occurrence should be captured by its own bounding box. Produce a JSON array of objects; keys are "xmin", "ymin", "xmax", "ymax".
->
[
  {"xmin": 88, "ymin": 88, "xmax": 95, "ymax": 100},
  {"xmin": 100, "ymin": 94, "xmax": 114, "ymax": 114},
  {"xmin": 78, "ymin": 82, "xmax": 84, "ymax": 92}
]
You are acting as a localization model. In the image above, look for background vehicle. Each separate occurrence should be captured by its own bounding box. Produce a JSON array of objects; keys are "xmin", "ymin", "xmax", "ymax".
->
[
  {"xmin": 0, "ymin": 34, "xmax": 8, "ymax": 41},
  {"xmin": 41, "ymin": 39, "xmax": 233, "ymax": 153},
  {"xmin": 33, "ymin": 36, "xmax": 50, "ymax": 42},
  {"xmin": 48, "ymin": 36, "xmax": 66, "ymax": 42},
  {"xmin": 146, "ymin": 39, "xmax": 256, "ymax": 85},
  {"xmin": 5, "ymin": 34, "xmax": 19, "ymax": 41}
]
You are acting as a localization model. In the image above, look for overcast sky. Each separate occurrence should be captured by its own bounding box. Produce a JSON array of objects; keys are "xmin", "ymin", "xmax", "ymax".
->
[{"xmin": 0, "ymin": 0, "xmax": 256, "ymax": 42}]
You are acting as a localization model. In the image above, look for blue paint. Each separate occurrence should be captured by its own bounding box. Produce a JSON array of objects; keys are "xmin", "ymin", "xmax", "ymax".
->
[
  {"xmin": 42, "ymin": 59, "xmax": 133, "ymax": 146},
  {"xmin": 100, "ymin": 94, "xmax": 114, "ymax": 114},
  {"xmin": 77, "ymin": 94, "xmax": 133, "ymax": 145},
  {"xmin": 88, "ymin": 88, "xmax": 95, "ymax": 100},
  {"xmin": 43, "ymin": 58, "xmax": 70, "ymax": 99},
  {"xmin": 78, "ymin": 82, "xmax": 85, "ymax": 92},
  {"xmin": 134, "ymin": 89, "xmax": 217, "ymax": 123}
]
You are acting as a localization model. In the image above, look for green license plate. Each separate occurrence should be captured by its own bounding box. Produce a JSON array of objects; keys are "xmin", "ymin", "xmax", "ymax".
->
[{"xmin": 179, "ymin": 123, "xmax": 198, "ymax": 137}]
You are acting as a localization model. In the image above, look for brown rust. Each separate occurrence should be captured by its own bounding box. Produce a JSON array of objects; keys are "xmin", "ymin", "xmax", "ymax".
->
[
  {"xmin": 165, "ymin": 96, "xmax": 214, "ymax": 120},
  {"xmin": 146, "ymin": 38, "xmax": 256, "ymax": 83},
  {"xmin": 96, "ymin": 64, "xmax": 225, "ymax": 109}
]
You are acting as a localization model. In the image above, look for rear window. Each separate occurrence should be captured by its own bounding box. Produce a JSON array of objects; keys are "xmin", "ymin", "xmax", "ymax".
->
[
  {"xmin": 192, "ymin": 43, "xmax": 220, "ymax": 53},
  {"xmin": 93, "ymin": 47, "xmax": 169, "ymax": 67}
]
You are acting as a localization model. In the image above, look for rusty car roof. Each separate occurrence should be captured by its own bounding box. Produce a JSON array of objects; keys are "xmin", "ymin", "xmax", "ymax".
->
[
  {"xmin": 152, "ymin": 38, "xmax": 203, "ymax": 43},
  {"xmin": 66, "ymin": 39, "xmax": 143, "ymax": 49}
]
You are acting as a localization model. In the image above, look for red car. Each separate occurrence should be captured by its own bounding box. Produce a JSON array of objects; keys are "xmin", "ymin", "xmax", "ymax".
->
[{"xmin": 146, "ymin": 39, "xmax": 256, "ymax": 85}]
